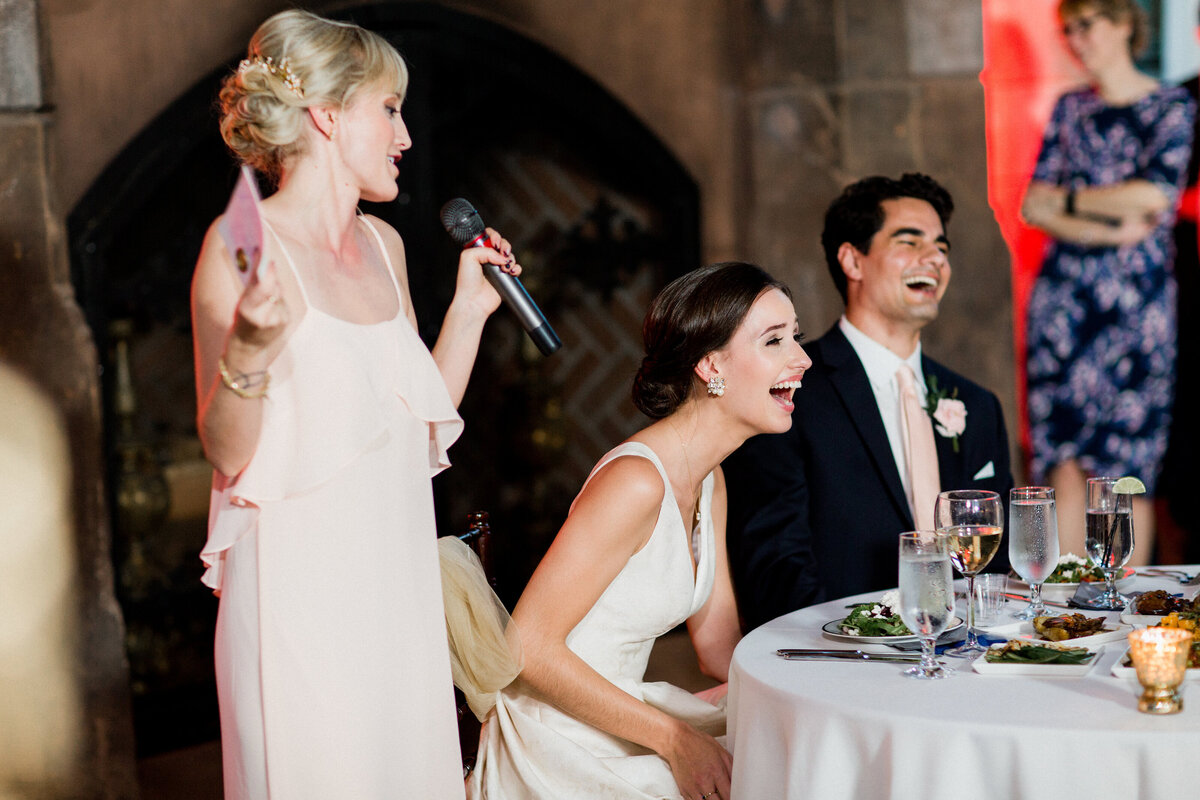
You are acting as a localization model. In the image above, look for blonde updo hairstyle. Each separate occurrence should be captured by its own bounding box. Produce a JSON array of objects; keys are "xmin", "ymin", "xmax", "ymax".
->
[{"xmin": 219, "ymin": 10, "xmax": 409, "ymax": 182}]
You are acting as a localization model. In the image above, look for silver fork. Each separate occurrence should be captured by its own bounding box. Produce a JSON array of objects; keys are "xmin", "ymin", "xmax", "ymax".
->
[{"xmin": 1141, "ymin": 568, "xmax": 1200, "ymax": 585}]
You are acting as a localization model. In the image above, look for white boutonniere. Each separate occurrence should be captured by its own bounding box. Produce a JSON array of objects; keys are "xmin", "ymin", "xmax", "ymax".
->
[{"xmin": 924, "ymin": 375, "xmax": 966, "ymax": 453}]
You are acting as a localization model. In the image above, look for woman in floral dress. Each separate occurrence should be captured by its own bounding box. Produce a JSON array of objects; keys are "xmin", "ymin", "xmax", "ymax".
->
[{"xmin": 1022, "ymin": 0, "xmax": 1194, "ymax": 562}]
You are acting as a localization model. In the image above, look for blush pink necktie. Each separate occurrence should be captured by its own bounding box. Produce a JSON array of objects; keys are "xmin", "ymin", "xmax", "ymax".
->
[{"xmin": 896, "ymin": 365, "xmax": 940, "ymax": 531}]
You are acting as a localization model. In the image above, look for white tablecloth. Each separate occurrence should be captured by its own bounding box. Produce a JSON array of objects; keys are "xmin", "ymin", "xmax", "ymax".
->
[{"xmin": 728, "ymin": 568, "xmax": 1199, "ymax": 800}]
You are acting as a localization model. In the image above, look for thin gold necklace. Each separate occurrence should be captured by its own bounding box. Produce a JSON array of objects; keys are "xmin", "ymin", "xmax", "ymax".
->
[{"xmin": 668, "ymin": 421, "xmax": 701, "ymax": 523}]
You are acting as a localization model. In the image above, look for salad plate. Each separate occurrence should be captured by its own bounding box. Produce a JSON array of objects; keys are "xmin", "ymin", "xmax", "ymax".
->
[
  {"xmin": 1110, "ymin": 647, "xmax": 1200, "ymax": 681},
  {"xmin": 972, "ymin": 644, "xmax": 1099, "ymax": 677},
  {"xmin": 1009, "ymin": 568, "xmax": 1135, "ymax": 601},
  {"xmin": 821, "ymin": 617, "xmax": 963, "ymax": 645},
  {"xmin": 984, "ymin": 619, "xmax": 1132, "ymax": 649}
]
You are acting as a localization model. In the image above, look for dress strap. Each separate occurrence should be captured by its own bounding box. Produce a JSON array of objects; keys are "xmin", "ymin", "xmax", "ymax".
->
[
  {"xmin": 260, "ymin": 218, "xmax": 313, "ymax": 307},
  {"xmin": 357, "ymin": 215, "xmax": 405, "ymax": 303},
  {"xmin": 580, "ymin": 441, "xmax": 669, "ymax": 497}
]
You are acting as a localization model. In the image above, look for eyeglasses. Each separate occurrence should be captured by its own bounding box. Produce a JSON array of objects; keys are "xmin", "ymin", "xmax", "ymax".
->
[{"xmin": 1061, "ymin": 13, "xmax": 1103, "ymax": 38}]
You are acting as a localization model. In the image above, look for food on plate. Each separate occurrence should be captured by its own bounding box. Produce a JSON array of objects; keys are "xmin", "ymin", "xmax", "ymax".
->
[
  {"xmin": 1149, "ymin": 606, "xmax": 1200, "ymax": 669},
  {"xmin": 1040, "ymin": 553, "xmax": 1106, "ymax": 584},
  {"xmin": 984, "ymin": 640, "xmax": 1093, "ymax": 664},
  {"xmin": 1032, "ymin": 613, "xmax": 1109, "ymax": 641},
  {"xmin": 1130, "ymin": 590, "xmax": 1192, "ymax": 616},
  {"xmin": 839, "ymin": 590, "xmax": 911, "ymax": 637}
]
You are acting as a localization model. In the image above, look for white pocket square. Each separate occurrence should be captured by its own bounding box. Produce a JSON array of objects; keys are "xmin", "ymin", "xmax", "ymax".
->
[{"xmin": 972, "ymin": 461, "xmax": 995, "ymax": 480}]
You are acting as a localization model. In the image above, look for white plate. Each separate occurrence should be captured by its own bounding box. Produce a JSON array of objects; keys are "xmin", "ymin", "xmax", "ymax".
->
[
  {"xmin": 1110, "ymin": 647, "xmax": 1200, "ymax": 680},
  {"xmin": 1120, "ymin": 593, "xmax": 1197, "ymax": 626},
  {"xmin": 985, "ymin": 619, "xmax": 1132, "ymax": 649},
  {"xmin": 972, "ymin": 645, "xmax": 1099, "ymax": 677},
  {"xmin": 821, "ymin": 617, "xmax": 963, "ymax": 645},
  {"xmin": 1009, "ymin": 568, "xmax": 1136, "ymax": 601}
]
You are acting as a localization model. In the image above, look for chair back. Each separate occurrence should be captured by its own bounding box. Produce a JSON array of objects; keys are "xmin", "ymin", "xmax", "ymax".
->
[{"xmin": 445, "ymin": 510, "xmax": 493, "ymax": 777}]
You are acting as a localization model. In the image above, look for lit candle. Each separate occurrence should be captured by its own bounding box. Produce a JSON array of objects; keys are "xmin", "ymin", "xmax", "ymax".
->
[{"xmin": 1127, "ymin": 628, "xmax": 1192, "ymax": 714}]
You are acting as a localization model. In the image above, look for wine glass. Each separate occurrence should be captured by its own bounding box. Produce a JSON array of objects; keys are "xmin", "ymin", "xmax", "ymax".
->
[
  {"xmin": 934, "ymin": 490, "xmax": 1003, "ymax": 658},
  {"xmin": 897, "ymin": 531, "xmax": 955, "ymax": 679},
  {"xmin": 1008, "ymin": 486, "xmax": 1060, "ymax": 620},
  {"xmin": 1079, "ymin": 477, "xmax": 1134, "ymax": 610}
]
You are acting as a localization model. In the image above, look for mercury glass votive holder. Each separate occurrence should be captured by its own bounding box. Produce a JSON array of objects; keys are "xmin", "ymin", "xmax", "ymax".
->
[{"xmin": 1127, "ymin": 628, "xmax": 1192, "ymax": 714}]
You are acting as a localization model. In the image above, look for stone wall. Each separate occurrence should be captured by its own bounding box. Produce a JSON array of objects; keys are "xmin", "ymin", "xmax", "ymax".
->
[
  {"xmin": 0, "ymin": 2, "xmax": 138, "ymax": 797},
  {"xmin": 739, "ymin": 0, "xmax": 1018, "ymax": 458}
]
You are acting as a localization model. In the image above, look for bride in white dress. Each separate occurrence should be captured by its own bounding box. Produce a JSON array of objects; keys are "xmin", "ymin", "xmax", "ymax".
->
[{"xmin": 468, "ymin": 262, "xmax": 811, "ymax": 800}]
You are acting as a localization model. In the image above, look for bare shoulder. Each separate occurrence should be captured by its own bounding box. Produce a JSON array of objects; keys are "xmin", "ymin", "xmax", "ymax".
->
[
  {"xmin": 359, "ymin": 213, "xmax": 405, "ymax": 251},
  {"xmin": 360, "ymin": 213, "xmax": 409, "ymax": 275},
  {"xmin": 568, "ymin": 453, "xmax": 666, "ymax": 538},
  {"xmin": 192, "ymin": 218, "xmax": 241, "ymax": 313}
]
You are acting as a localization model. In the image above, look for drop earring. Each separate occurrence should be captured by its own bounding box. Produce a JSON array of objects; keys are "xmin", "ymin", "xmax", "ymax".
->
[{"xmin": 707, "ymin": 376, "xmax": 725, "ymax": 397}]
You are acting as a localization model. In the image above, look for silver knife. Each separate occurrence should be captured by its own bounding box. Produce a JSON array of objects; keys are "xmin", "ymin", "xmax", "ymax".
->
[{"xmin": 776, "ymin": 648, "xmax": 922, "ymax": 663}]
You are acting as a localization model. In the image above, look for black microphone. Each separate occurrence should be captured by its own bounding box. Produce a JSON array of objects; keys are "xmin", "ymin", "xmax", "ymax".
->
[{"xmin": 440, "ymin": 198, "xmax": 562, "ymax": 356}]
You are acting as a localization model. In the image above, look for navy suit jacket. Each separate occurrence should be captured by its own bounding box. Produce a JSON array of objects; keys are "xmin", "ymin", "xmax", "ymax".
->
[{"xmin": 723, "ymin": 325, "xmax": 1014, "ymax": 631}]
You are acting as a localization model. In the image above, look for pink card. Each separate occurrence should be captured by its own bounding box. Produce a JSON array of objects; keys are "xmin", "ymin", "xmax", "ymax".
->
[{"xmin": 217, "ymin": 165, "xmax": 264, "ymax": 286}]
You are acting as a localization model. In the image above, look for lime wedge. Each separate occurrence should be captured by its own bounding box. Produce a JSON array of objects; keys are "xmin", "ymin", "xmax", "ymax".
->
[{"xmin": 1113, "ymin": 476, "xmax": 1147, "ymax": 494}]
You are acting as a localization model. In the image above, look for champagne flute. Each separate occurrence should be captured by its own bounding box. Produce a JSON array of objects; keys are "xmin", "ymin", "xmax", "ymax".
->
[
  {"xmin": 935, "ymin": 490, "xmax": 1003, "ymax": 658},
  {"xmin": 1008, "ymin": 487, "xmax": 1059, "ymax": 620},
  {"xmin": 1080, "ymin": 477, "xmax": 1134, "ymax": 610},
  {"xmin": 898, "ymin": 531, "xmax": 955, "ymax": 679}
]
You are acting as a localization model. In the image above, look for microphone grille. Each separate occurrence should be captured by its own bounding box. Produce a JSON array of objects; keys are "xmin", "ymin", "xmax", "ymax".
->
[{"xmin": 440, "ymin": 198, "xmax": 485, "ymax": 245}]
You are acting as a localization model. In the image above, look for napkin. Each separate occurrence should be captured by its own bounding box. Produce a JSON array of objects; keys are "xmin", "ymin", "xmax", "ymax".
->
[{"xmin": 1066, "ymin": 582, "xmax": 1115, "ymax": 609}]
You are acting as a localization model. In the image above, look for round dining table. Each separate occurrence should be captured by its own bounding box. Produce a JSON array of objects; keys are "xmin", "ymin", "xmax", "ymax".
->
[{"xmin": 727, "ymin": 567, "xmax": 1199, "ymax": 800}]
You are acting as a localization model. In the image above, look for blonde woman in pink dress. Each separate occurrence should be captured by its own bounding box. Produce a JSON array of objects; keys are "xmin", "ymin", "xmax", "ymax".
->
[{"xmin": 191, "ymin": 11, "xmax": 519, "ymax": 798}]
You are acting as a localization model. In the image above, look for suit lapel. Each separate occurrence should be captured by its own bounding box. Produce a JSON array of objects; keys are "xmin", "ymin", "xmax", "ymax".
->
[
  {"xmin": 819, "ymin": 327, "xmax": 913, "ymax": 525},
  {"xmin": 924, "ymin": 356, "xmax": 963, "ymax": 487}
]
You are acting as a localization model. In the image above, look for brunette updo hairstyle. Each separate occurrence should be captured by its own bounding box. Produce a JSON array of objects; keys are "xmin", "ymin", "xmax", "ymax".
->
[
  {"xmin": 219, "ymin": 10, "xmax": 409, "ymax": 183},
  {"xmin": 632, "ymin": 262, "xmax": 790, "ymax": 419}
]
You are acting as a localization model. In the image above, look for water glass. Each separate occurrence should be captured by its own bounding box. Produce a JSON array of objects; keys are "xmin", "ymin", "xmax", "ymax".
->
[
  {"xmin": 973, "ymin": 574, "xmax": 1008, "ymax": 626},
  {"xmin": 1080, "ymin": 477, "xmax": 1134, "ymax": 610},
  {"xmin": 898, "ymin": 531, "xmax": 955, "ymax": 680},
  {"xmin": 1008, "ymin": 486, "xmax": 1059, "ymax": 620}
]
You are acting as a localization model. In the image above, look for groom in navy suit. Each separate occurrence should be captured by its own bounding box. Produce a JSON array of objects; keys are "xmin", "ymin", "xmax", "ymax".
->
[{"xmin": 724, "ymin": 173, "xmax": 1014, "ymax": 630}]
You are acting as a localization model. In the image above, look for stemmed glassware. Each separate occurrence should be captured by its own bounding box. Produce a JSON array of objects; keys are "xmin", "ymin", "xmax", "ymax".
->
[
  {"xmin": 935, "ymin": 490, "xmax": 1003, "ymax": 658},
  {"xmin": 1079, "ymin": 477, "xmax": 1135, "ymax": 610},
  {"xmin": 897, "ymin": 531, "xmax": 955, "ymax": 680},
  {"xmin": 1008, "ymin": 487, "xmax": 1060, "ymax": 620}
]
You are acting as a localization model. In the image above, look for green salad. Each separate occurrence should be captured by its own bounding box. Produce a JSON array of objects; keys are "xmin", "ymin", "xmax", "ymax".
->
[
  {"xmin": 840, "ymin": 590, "xmax": 912, "ymax": 637},
  {"xmin": 1041, "ymin": 553, "xmax": 1106, "ymax": 584}
]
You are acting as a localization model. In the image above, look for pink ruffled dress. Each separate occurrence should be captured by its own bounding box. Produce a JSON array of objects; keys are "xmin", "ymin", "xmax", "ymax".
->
[{"xmin": 202, "ymin": 217, "xmax": 466, "ymax": 799}]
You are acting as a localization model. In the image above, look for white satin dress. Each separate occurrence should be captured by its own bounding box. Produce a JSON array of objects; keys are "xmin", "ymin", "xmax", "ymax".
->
[
  {"xmin": 468, "ymin": 441, "xmax": 727, "ymax": 800},
  {"xmin": 202, "ymin": 217, "xmax": 466, "ymax": 799}
]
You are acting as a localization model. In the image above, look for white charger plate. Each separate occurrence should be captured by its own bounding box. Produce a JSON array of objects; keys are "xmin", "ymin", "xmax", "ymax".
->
[
  {"xmin": 973, "ymin": 645, "xmax": 1099, "ymax": 676},
  {"xmin": 821, "ymin": 617, "xmax": 963, "ymax": 645},
  {"xmin": 1110, "ymin": 647, "xmax": 1200, "ymax": 680},
  {"xmin": 985, "ymin": 619, "xmax": 1132, "ymax": 649}
]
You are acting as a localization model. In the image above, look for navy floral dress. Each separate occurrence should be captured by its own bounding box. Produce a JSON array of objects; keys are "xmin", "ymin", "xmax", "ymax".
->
[{"xmin": 1027, "ymin": 86, "xmax": 1194, "ymax": 492}]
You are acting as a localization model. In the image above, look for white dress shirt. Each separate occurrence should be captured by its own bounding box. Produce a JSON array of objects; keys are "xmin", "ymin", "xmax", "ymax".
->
[{"xmin": 837, "ymin": 316, "xmax": 928, "ymax": 503}]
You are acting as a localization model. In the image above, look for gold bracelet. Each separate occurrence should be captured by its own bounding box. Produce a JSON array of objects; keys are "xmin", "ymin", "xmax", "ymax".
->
[{"xmin": 217, "ymin": 356, "xmax": 270, "ymax": 399}]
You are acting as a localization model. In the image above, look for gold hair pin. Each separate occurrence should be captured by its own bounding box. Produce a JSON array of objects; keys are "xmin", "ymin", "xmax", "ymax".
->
[{"xmin": 238, "ymin": 55, "xmax": 304, "ymax": 98}]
